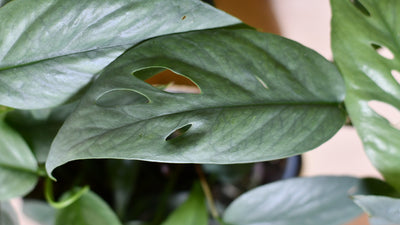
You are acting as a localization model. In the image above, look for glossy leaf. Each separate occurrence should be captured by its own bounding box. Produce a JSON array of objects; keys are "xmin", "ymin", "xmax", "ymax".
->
[
  {"xmin": 23, "ymin": 200, "xmax": 56, "ymax": 225},
  {"xmin": 47, "ymin": 27, "xmax": 345, "ymax": 176},
  {"xmin": 331, "ymin": 0, "xmax": 400, "ymax": 191},
  {"xmin": 0, "ymin": 113, "xmax": 38, "ymax": 200},
  {"xmin": 223, "ymin": 176, "xmax": 370, "ymax": 225},
  {"xmin": 0, "ymin": 0, "xmax": 240, "ymax": 109},
  {"xmin": 161, "ymin": 182, "xmax": 207, "ymax": 225},
  {"xmin": 353, "ymin": 195, "xmax": 400, "ymax": 225},
  {"xmin": 0, "ymin": 201, "xmax": 19, "ymax": 225},
  {"xmin": 55, "ymin": 190, "xmax": 122, "ymax": 225}
]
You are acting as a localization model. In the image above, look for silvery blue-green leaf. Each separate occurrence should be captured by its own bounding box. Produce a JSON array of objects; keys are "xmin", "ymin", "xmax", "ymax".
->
[
  {"xmin": 223, "ymin": 176, "xmax": 368, "ymax": 225},
  {"xmin": 161, "ymin": 182, "xmax": 207, "ymax": 225},
  {"xmin": 353, "ymin": 195, "xmax": 400, "ymax": 225},
  {"xmin": 55, "ymin": 190, "xmax": 122, "ymax": 225},
  {"xmin": 23, "ymin": 200, "xmax": 55, "ymax": 225},
  {"xmin": 0, "ymin": 113, "xmax": 38, "ymax": 200},
  {"xmin": 331, "ymin": 0, "xmax": 400, "ymax": 190},
  {"xmin": 0, "ymin": 201, "xmax": 19, "ymax": 225},
  {"xmin": 0, "ymin": 0, "xmax": 240, "ymax": 109},
  {"xmin": 46, "ymin": 27, "xmax": 345, "ymax": 176}
]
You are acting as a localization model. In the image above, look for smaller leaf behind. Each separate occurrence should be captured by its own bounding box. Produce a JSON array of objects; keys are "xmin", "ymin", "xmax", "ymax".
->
[
  {"xmin": 353, "ymin": 195, "xmax": 400, "ymax": 225},
  {"xmin": 0, "ymin": 201, "xmax": 19, "ymax": 225},
  {"xmin": 161, "ymin": 182, "xmax": 207, "ymax": 225},
  {"xmin": 55, "ymin": 189, "xmax": 122, "ymax": 225}
]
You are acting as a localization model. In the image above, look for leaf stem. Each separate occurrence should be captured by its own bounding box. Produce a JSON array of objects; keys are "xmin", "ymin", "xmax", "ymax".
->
[
  {"xmin": 195, "ymin": 164, "xmax": 220, "ymax": 220},
  {"xmin": 44, "ymin": 178, "xmax": 89, "ymax": 209}
]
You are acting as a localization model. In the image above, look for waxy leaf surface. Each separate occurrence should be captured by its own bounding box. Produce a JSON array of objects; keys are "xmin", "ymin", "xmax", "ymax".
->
[
  {"xmin": 224, "ymin": 176, "xmax": 372, "ymax": 225},
  {"xmin": 331, "ymin": 0, "xmax": 400, "ymax": 190},
  {"xmin": 47, "ymin": 27, "xmax": 345, "ymax": 175},
  {"xmin": 353, "ymin": 195, "xmax": 400, "ymax": 225},
  {"xmin": 0, "ymin": 0, "xmax": 239, "ymax": 109}
]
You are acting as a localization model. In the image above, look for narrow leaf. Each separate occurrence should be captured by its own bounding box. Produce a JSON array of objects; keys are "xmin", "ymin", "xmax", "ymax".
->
[
  {"xmin": 331, "ymin": 0, "xmax": 400, "ymax": 191},
  {"xmin": 0, "ymin": 114, "xmax": 38, "ymax": 200},
  {"xmin": 161, "ymin": 182, "xmax": 207, "ymax": 225},
  {"xmin": 223, "ymin": 176, "xmax": 367, "ymax": 225},
  {"xmin": 0, "ymin": 0, "xmax": 240, "ymax": 109},
  {"xmin": 55, "ymin": 190, "xmax": 122, "ymax": 225},
  {"xmin": 47, "ymin": 27, "xmax": 345, "ymax": 176},
  {"xmin": 353, "ymin": 195, "xmax": 400, "ymax": 225}
]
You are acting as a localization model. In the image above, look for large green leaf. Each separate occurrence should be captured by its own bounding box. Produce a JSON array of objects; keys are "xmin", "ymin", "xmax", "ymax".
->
[
  {"xmin": 55, "ymin": 190, "xmax": 122, "ymax": 225},
  {"xmin": 331, "ymin": 0, "xmax": 400, "ymax": 190},
  {"xmin": 161, "ymin": 182, "xmax": 207, "ymax": 225},
  {"xmin": 46, "ymin": 27, "xmax": 345, "ymax": 176},
  {"xmin": 0, "ymin": 0, "xmax": 239, "ymax": 109},
  {"xmin": 223, "ymin": 176, "xmax": 373, "ymax": 225},
  {"xmin": 0, "ymin": 113, "xmax": 38, "ymax": 200},
  {"xmin": 353, "ymin": 195, "xmax": 400, "ymax": 225},
  {"xmin": 0, "ymin": 201, "xmax": 19, "ymax": 225}
]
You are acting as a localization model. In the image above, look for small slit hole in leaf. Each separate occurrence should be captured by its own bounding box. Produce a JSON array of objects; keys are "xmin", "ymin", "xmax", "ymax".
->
[
  {"xmin": 350, "ymin": 0, "xmax": 371, "ymax": 16},
  {"xmin": 145, "ymin": 69, "xmax": 201, "ymax": 94},
  {"xmin": 391, "ymin": 70, "xmax": 400, "ymax": 84},
  {"xmin": 368, "ymin": 100, "xmax": 400, "ymax": 129},
  {"xmin": 371, "ymin": 44, "xmax": 395, "ymax": 60},
  {"xmin": 165, "ymin": 124, "xmax": 192, "ymax": 141},
  {"xmin": 96, "ymin": 89, "xmax": 150, "ymax": 107},
  {"xmin": 255, "ymin": 76, "xmax": 269, "ymax": 89}
]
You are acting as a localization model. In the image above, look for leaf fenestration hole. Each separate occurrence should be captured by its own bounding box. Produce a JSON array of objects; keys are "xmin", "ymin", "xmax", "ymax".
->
[
  {"xmin": 165, "ymin": 124, "xmax": 192, "ymax": 141},
  {"xmin": 372, "ymin": 44, "xmax": 395, "ymax": 60},
  {"xmin": 350, "ymin": 0, "xmax": 371, "ymax": 16},
  {"xmin": 255, "ymin": 76, "xmax": 269, "ymax": 89},
  {"xmin": 391, "ymin": 70, "xmax": 400, "ymax": 84},
  {"xmin": 368, "ymin": 100, "xmax": 400, "ymax": 129},
  {"xmin": 145, "ymin": 70, "xmax": 201, "ymax": 94},
  {"xmin": 96, "ymin": 89, "xmax": 150, "ymax": 107}
]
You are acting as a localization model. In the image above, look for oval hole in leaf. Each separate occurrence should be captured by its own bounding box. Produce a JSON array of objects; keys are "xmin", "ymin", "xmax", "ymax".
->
[
  {"xmin": 350, "ymin": 0, "xmax": 371, "ymax": 16},
  {"xmin": 96, "ymin": 89, "xmax": 150, "ymax": 107},
  {"xmin": 165, "ymin": 124, "xmax": 192, "ymax": 141},
  {"xmin": 145, "ymin": 70, "xmax": 201, "ymax": 94},
  {"xmin": 371, "ymin": 44, "xmax": 395, "ymax": 60},
  {"xmin": 391, "ymin": 70, "xmax": 400, "ymax": 84},
  {"xmin": 368, "ymin": 100, "xmax": 400, "ymax": 129}
]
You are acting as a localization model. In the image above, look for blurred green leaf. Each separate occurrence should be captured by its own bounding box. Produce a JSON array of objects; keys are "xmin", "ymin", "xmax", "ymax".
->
[
  {"xmin": 0, "ymin": 201, "xmax": 19, "ymax": 225},
  {"xmin": 47, "ymin": 27, "xmax": 345, "ymax": 175},
  {"xmin": 353, "ymin": 195, "xmax": 400, "ymax": 225},
  {"xmin": 223, "ymin": 176, "xmax": 372, "ymax": 225},
  {"xmin": 331, "ymin": 0, "xmax": 400, "ymax": 190},
  {"xmin": 0, "ymin": 0, "xmax": 239, "ymax": 109},
  {"xmin": 55, "ymin": 190, "xmax": 122, "ymax": 225},
  {"xmin": 23, "ymin": 200, "xmax": 55, "ymax": 225},
  {"xmin": 161, "ymin": 182, "xmax": 207, "ymax": 225},
  {"xmin": 0, "ymin": 114, "xmax": 38, "ymax": 200}
]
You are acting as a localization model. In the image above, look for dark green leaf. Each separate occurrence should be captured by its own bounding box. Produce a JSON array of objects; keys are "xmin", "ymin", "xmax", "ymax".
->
[
  {"xmin": 223, "ymin": 176, "xmax": 366, "ymax": 225},
  {"xmin": 47, "ymin": 27, "xmax": 345, "ymax": 176},
  {"xmin": 161, "ymin": 182, "xmax": 207, "ymax": 225},
  {"xmin": 0, "ymin": 114, "xmax": 38, "ymax": 200},
  {"xmin": 331, "ymin": 0, "xmax": 400, "ymax": 190},
  {"xmin": 0, "ymin": 201, "xmax": 19, "ymax": 225},
  {"xmin": 23, "ymin": 200, "xmax": 56, "ymax": 225},
  {"xmin": 353, "ymin": 195, "xmax": 400, "ymax": 225},
  {"xmin": 55, "ymin": 190, "xmax": 122, "ymax": 225},
  {"xmin": 0, "ymin": 0, "xmax": 240, "ymax": 109}
]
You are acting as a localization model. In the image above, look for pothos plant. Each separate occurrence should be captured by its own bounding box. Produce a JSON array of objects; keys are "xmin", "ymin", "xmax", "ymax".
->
[{"xmin": 0, "ymin": 0, "xmax": 400, "ymax": 224}]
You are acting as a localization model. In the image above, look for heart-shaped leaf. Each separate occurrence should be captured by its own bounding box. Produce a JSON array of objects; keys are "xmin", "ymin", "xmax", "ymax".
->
[
  {"xmin": 223, "ymin": 176, "xmax": 376, "ymax": 225},
  {"xmin": 47, "ymin": 27, "xmax": 345, "ymax": 176},
  {"xmin": 331, "ymin": 0, "xmax": 400, "ymax": 190},
  {"xmin": 353, "ymin": 195, "xmax": 400, "ymax": 225},
  {"xmin": 0, "ymin": 112, "xmax": 38, "ymax": 200},
  {"xmin": 0, "ymin": 0, "xmax": 239, "ymax": 109}
]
